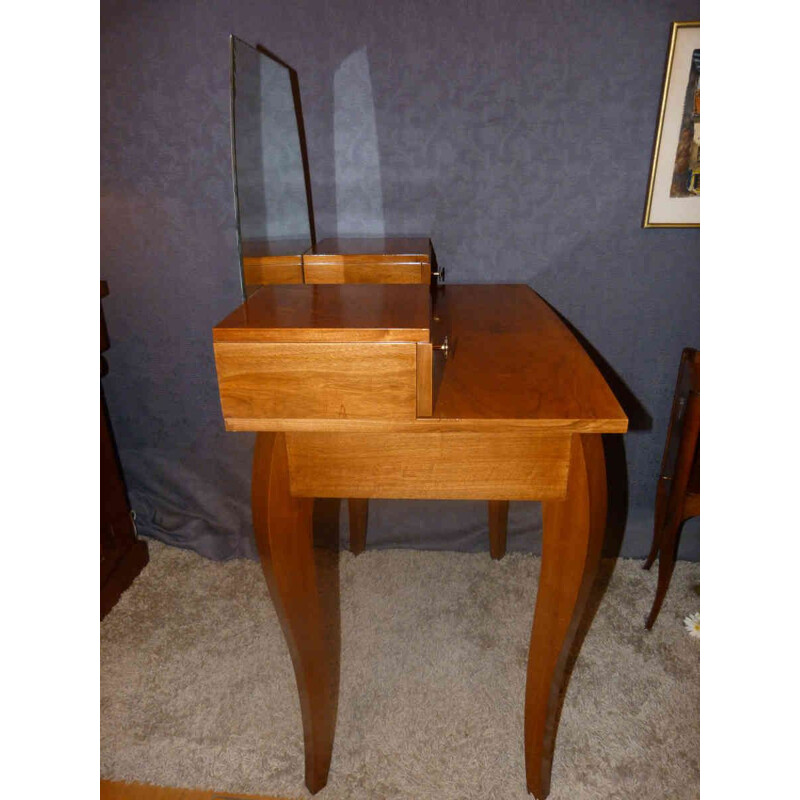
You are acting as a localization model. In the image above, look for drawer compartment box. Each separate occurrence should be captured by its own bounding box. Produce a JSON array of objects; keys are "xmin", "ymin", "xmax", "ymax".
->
[
  {"xmin": 240, "ymin": 239, "xmax": 306, "ymax": 293},
  {"xmin": 213, "ymin": 284, "xmax": 434, "ymax": 424},
  {"xmin": 303, "ymin": 237, "xmax": 432, "ymax": 285}
]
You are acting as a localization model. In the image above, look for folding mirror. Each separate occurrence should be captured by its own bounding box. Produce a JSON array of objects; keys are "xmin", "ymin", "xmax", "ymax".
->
[{"xmin": 229, "ymin": 36, "xmax": 315, "ymax": 298}]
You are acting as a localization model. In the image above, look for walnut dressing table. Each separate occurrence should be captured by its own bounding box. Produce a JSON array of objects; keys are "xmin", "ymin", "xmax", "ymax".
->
[{"xmin": 212, "ymin": 282, "xmax": 627, "ymax": 798}]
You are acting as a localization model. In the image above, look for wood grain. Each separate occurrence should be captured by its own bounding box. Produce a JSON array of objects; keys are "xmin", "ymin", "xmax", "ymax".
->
[
  {"xmin": 241, "ymin": 239, "xmax": 308, "ymax": 287},
  {"xmin": 525, "ymin": 434, "xmax": 606, "ymax": 799},
  {"xmin": 100, "ymin": 780, "xmax": 294, "ymax": 800},
  {"xmin": 431, "ymin": 286, "xmax": 627, "ymax": 429},
  {"xmin": 208, "ymin": 280, "xmax": 629, "ymax": 797},
  {"xmin": 416, "ymin": 342, "xmax": 433, "ymax": 417},
  {"xmin": 243, "ymin": 261, "xmax": 304, "ymax": 286},
  {"xmin": 251, "ymin": 433, "xmax": 337, "ymax": 794},
  {"xmin": 303, "ymin": 258, "xmax": 429, "ymax": 284},
  {"xmin": 214, "ymin": 284, "xmax": 431, "ymax": 344},
  {"xmin": 214, "ymin": 342, "xmax": 418, "ymax": 421},
  {"xmin": 222, "ymin": 416, "xmax": 627, "ymax": 434},
  {"xmin": 216, "ymin": 285, "xmax": 627, "ymax": 433},
  {"xmin": 285, "ymin": 431, "xmax": 571, "ymax": 500},
  {"xmin": 302, "ymin": 237, "xmax": 431, "ymax": 284}
]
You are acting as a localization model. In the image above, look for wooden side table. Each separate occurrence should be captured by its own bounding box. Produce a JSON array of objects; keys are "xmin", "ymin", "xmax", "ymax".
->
[{"xmin": 212, "ymin": 283, "xmax": 627, "ymax": 798}]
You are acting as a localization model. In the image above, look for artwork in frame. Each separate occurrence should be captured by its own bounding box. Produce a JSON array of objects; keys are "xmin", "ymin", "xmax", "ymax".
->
[{"xmin": 643, "ymin": 21, "xmax": 700, "ymax": 228}]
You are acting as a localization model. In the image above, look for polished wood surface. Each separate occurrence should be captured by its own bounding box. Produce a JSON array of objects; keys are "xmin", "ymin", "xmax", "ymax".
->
[
  {"xmin": 644, "ymin": 348, "xmax": 699, "ymax": 629},
  {"xmin": 431, "ymin": 286, "xmax": 626, "ymax": 429},
  {"xmin": 525, "ymin": 433, "xmax": 606, "ymax": 798},
  {"xmin": 100, "ymin": 780, "xmax": 293, "ymax": 800},
  {"xmin": 217, "ymin": 285, "xmax": 627, "ymax": 434},
  {"xmin": 244, "ymin": 262, "xmax": 304, "ymax": 286},
  {"xmin": 241, "ymin": 239, "xmax": 308, "ymax": 288},
  {"xmin": 303, "ymin": 237, "xmax": 432, "ymax": 285},
  {"xmin": 241, "ymin": 237, "xmax": 433, "ymax": 287},
  {"xmin": 416, "ymin": 342, "xmax": 433, "ymax": 417},
  {"xmin": 286, "ymin": 431, "xmax": 571, "ymax": 500},
  {"xmin": 213, "ymin": 286, "xmax": 435, "ymax": 424},
  {"xmin": 214, "ymin": 284, "xmax": 431, "ymax": 344},
  {"xmin": 212, "ymin": 281, "xmax": 627, "ymax": 798},
  {"xmin": 214, "ymin": 342, "xmax": 419, "ymax": 421},
  {"xmin": 488, "ymin": 500, "xmax": 509, "ymax": 560},
  {"xmin": 252, "ymin": 433, "xmax": 337, "ymax": 794},
  {"xmin": 304, "ymin": 259, "xmax": 429, "ymax": 284}
]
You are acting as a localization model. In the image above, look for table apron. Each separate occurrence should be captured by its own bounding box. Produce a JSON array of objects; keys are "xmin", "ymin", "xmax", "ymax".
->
[{"xmin": 285, "ymin": 431, "xmax": 573, "ymax": 500}]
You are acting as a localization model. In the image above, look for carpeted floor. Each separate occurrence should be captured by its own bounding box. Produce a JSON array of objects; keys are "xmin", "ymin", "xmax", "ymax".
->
[{"xmin": 101, "ymin": 540, "xmax": 699, "ymax": 800}]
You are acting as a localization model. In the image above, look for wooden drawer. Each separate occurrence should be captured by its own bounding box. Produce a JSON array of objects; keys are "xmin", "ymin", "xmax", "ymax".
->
[
  {"xmin": 214, "ymin": 341, "xmax": 419, "ymax": 420},
  {"xmin": 239, "ymin": 237, "xmax": 437, "ymax": 289},
  {"xmin": 213, "ymin": 284, "xmax": 434, "ymax": 424},
  {"xmin": 242, "ymin": 255, "xmax": 304, "ymax": 287},
  {"xmin": 240, "ymin": 239, "xmax": 307, "ymax": 292},
  {"xmin": 303, "ymin": 237, "xmax": 433, "ymax": 285},
  {"xmin": 303, "ymin": 254, "xmax": 430, "ymax": 284}
]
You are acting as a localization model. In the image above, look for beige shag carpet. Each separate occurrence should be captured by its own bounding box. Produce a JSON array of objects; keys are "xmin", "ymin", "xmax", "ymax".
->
[{"xmin": 101, "ymin": 540, "xmax": 699, "ymax": 800}]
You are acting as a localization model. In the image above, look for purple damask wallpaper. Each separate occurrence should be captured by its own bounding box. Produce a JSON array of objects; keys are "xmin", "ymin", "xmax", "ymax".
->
[{"xmin": 101, "ymin": 0, "xmax": 700, "ymax": 561}]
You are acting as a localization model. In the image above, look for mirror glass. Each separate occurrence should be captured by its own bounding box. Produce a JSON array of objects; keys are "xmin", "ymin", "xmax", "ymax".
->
[{"xmin": 230, "ymin": 36, "xmax": 313, "ymax": 297}]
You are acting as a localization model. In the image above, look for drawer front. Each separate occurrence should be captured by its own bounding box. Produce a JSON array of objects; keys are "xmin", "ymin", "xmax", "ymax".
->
[
  {"xmin": 243, "ymin": 257, "xmax": 304, "ymax": 286},
  {"xmin": 286, "ymin": 431, "xmax": 571, "ymax": 500},
  {"xmin": 214, "ymin": 341, "xmax": 419, "ymax": 421},
  {"xmin": 303, "ymin": 255, "xmax": 430, "ymax": 284}
]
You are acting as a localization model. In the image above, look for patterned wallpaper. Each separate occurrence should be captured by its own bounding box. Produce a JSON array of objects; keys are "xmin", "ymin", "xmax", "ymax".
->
[{"xmin": 101, "ymin": 0, "xmax": 699, "ymax": 560}]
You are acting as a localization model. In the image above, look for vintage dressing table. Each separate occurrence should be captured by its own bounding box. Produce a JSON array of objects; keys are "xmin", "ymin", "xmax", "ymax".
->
[{"xmin": 220, "ymin": 37, "xmax": 628, "ymax": 798}]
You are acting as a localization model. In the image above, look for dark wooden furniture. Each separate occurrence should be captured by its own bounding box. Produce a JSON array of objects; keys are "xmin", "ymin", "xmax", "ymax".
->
[
  {"xmin": 643, "ymin": 348, "xmax": 699, "ymax": 629},
  {"xmin": 101, "ymin": 281, "xmax": 148, "ymax": 619},
  {"xmin": 212, "ymin": 283, "xmax": 627, "ymax": 798}
]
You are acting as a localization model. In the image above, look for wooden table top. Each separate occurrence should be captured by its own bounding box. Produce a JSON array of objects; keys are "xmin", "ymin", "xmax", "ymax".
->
[
  {"xmin": 430, "ymin": 285, "xmax": 627, "ymax": 432},
  {"xmin": 216, "ymin": 284, "xmax": 627, "ymax": 434},
  {"xmin": 214, "ymin": 284, "xmax": 431, "ymax": 343}
]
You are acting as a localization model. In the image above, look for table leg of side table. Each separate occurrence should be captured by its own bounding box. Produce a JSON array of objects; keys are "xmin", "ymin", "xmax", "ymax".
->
[
  {"xmin": 252, "ymin": 433, "xmax": 339, "ymax": 794},
  {"xmin": 524, "ymin": 434, "xmax": 606, "ymax": 799},
  {"xmin": 488, "ymin": 500, "xmax": 509, "ymax": 560},
  {"xmin": 347, "ymin": 498, "xmax": 368, "ymax": 555}
]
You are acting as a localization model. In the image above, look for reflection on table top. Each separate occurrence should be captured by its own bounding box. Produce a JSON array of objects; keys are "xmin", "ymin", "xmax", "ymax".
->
[{"xmin": 216, "ymin": 283, "xmax": 628, "ymax": 434}]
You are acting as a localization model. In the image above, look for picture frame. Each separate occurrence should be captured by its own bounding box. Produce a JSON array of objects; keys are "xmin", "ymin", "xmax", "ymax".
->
[{"xmin": 643, "ymin": 21, "xmax": 700, "ymax": 228}]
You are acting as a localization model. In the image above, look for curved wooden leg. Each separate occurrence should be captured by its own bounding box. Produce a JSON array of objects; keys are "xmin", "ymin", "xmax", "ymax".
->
[
  {"xmin": 643, "ymin": 478, "xmax": 668, "ymax": 570},
  {"xmin": 488, "ymin": 500, "xmax": 508, "ymax": 560},
  {"xmin": 525, "ymin": 434, "xmax": 606, "ymax": 799},
  {"xmin": 348, "ymin": 498, "xmax": 368, "ymax": 556},
  {"xmin": 252, "ymin": 433, "xmax": 338, "ymax": 794},
  {"xmin": 645, "ymin": 512, "xmax": 681, "ymax": 630}
]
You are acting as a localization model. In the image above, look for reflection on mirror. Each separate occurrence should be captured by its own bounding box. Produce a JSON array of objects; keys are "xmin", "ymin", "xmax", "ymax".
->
[{"xmin": 230, "ymin": 36, "xmax": 314, "ymax": 298}]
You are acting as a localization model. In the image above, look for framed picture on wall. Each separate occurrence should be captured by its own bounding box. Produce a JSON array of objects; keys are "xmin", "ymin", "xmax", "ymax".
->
[{"xmin": 643, "ymin": 21, "xmax": 700, "ymax": 228}]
